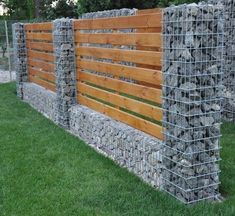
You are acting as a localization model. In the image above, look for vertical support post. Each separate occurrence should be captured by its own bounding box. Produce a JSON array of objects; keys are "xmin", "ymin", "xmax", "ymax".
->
[
  {"xmin": 223, "ymin": 0, "xmax": 235, "ymax": 121},
  {"xmin": 53, "ymin": 18, "xmax": 77, "ymax": 128},
  {"xmin": 5, "ymin": 20, "xmax": 12, "ymax": 81},
  {"xmin": 162, "ymin": 4, "xmax": 223, "ymax": 203},
  {"xmin": 12, "ymin": 23, "xmax": 27, "ymax": 98}
]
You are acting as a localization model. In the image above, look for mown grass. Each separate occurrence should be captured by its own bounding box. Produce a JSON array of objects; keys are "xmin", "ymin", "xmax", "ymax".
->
[{"xmin": 0, "ymin": 82, "xmax": 235, "ymax": 216}]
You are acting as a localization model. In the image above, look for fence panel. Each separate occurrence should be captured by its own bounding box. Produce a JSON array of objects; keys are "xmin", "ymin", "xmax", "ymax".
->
[
  {"xmin": 25, "ymin": 22, "xmax": 56, "ymax": 92},
  {"xmin": 74, "ymin": 10, "xmax": 163, "ymax": 140}
]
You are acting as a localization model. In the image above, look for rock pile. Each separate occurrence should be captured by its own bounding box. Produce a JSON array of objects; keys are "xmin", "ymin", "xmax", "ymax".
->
[
  {"xmin": 12, "ymin": 23, "xmax": 28, "ymax": 98},
  {"xmin": 162, "ymin": 3, "xmax": 223, "ymax": 203},
  {"xmin": 53, "ymin": 19, "xmax": 77, "ymax": 128}
]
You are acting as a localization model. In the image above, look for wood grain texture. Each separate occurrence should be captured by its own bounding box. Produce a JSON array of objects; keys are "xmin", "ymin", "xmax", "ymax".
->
[
  {"xmin": 78, "ymin": 71, "xmax": 162, "ymax": 104},
  {"xmin": 74, "ymin": 13, "xmax": 162, "ymax": 30},
  {"xmin": 26, "ymin": 41, "xmax": 54, "ymax": 52},
  {"xmin": 29, "ymin": 67, "xmax": 55, "ymax": 82},
  {"xmin": 78, "ymin": 82, "xmax": 163, "ymax": 121},
  {"xmin": 26, "ymin": 32, "xmax": 53, "ymax": 41},
  {"xmin": 25, "ymin": 22, "xmax": 53, "ymax": 31},
  {"xmin": 78, "ymin": 94, "xmax": 163, "ymax": 140},
  {"xmin": 29, "ymin": 75, "xmax": 56, "ymax": 92},
  {"xmin": 75, "ymin": 33, "xmax": 162, "ymax": 48},
  {"xmin": 76, "ymin": 47, "xmax": 162, "ymax": 67},
  {"xmin": 77, "ymin": 59, "xmax": 162, "ymax": 86},
  {"xmin": 28, "ymin": 50, "xmax": 54, "ymax": 63},
  {"xmin": 28, "ymin": 59, "xmax": 55, "ymax": 72}
]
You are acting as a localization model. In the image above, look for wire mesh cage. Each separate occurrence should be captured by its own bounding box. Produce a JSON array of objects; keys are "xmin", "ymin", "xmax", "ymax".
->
[
  {"xmin": 222, "ymin": 0, "xmax": 235, "ymax": 121},
  {"xmin": 162, "ymin": 3, "xmax": 224, "ymax": 204}
]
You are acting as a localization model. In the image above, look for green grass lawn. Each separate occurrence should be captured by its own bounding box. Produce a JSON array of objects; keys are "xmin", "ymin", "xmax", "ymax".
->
[{"xmin": 0, "ymin": 82, "xmax": 235, "ymax": 216}]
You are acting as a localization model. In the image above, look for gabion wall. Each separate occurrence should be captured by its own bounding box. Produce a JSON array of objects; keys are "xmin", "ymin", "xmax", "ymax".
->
[
  {"xmin": 208, "ymin": 0, "xmax": 235, "ymax": 121},
  {"xmin": 12, "ymin": 23, "xmax": 27, "ymax": 98},
  {"xmin": 23, "ymin": 83, "xmax": 57, "ymax": 122},
  {"xmin": 70, "ymin": 105, "xmax": 163, "ymax": 187},
  {"xmin": 13, "ymin": 6, "xmax": 226, "ymax": 204},
  {"xmin": 162, "ymin": 3, "xmax": 223, "ymax": 203},
  {"xmin": 53, "ymin": 18, "xmax": 77, "ymax": 129}
]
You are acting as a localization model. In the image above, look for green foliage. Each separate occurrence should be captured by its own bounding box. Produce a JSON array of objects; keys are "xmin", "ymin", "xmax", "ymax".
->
[
  {"xmin": 0, "ymin": 0, "xmax": 34, "ymax": 19},
  {"xmin": 77, "ymin": 0, "xmax": 159, "ymax": 15},
  {"xmin": 159, "ymin": 0, "xmax": 201, "ymax": 7},
  {"xmin": 0, "ymin": 0, "xmax": 204, "ymax": 20},
  {"xmin": 42, "ymin": 0, "xmax": 77, "ymax": 20},
  {"xmin": 0, "ymin": 0, "xmax": 77, "ymax": 20}
]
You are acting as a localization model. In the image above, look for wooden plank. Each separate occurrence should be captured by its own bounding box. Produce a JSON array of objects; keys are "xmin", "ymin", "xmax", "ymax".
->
[
  {"xmin": 78, "ymin": 82, "xmax": 163, "ymax": 121},
  {"xmin": 29, "ymin": 67, "xmax": 55, "ymax": 82},
  {"xmin": 26, "ymin": 41, "xmax": 54, "ymax": 52},
  {"xmin": 26, "ymin": 32, "xmax": 53, "ymax": 41},
  {"xmin": 78, "ymin": 71, "xmax": 162, "ymax": 104},
  {"xmin": 78, "ymin": 94, "xmax": 163, "ymax": 140},
  {"xmin": 138, "ymin": 8, "xmax": 162, "ymax": 15},
  {"xmin": 25, "ymin": 22, "xmax": 53, "ymax": 31},
  {"xmin": 76, "ymin": 47, "xmax": 162, "ymax": 67},
  {"xmin": 75, "ymin": 33, "xmax": 162, "ymax": 48},
  {"xmin": 74, "ymin": 13, "xmax": 162, "ymax": 30},
  {"xmin": 78, "ymin": 59, "xmax": 162, "ymax": 86},
  {"xmin": 28, "ymin": 59, "xmax": 54, "ymax": 72},
  {"xmin": 29, "ymin": 75, "xmax": 56, "ymax": 92},
  {"xmin": 28, "ymin": 50, "xmax": 54, "ymax": 63}
]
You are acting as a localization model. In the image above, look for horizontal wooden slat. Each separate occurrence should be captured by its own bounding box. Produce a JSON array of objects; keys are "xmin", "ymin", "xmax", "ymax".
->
[
  {"xmin": 78, "ymin": 59, "xmax": 162, "ymax": 86},
  {"xmin": 29, "ymin": 75, "xmax": 56, "ymax": 92},
  {"xmin": 74, "ymin": 13, "xmax": 162, "ymax": 30},
  {"xmin": 76, "ymin": 47, "xmax": 162, "ymax": 67},
  {"xmin": 78, "ymin": 72, "xmax": 162, "ymax": 104},
  {"xmin": 28, "ymin": 50, "xmax": 54, "ymax": 63},
  {"xmin": 26, "ymin": 32, "xmax": 53, "ymax": 41},
  {"xmin": 26, "ymin": 41, "xmax": 54, "ymax": 52},
  {"xmin": 29, "ymin": 67, "xmax": 55, "ymax": 82},
  {"xmin": 28, "ymin": 59, "xmax": 54, "ymax": 72},
  {"xmin": 78, "ymin": 94, "xmax": 163, "ymax": 140},
  {"xmin": 78, "ymin": 82, "xmax": 163, "ymax": 121},
  {"xmin": 138, "ymin": 8, "xmax": 162, "ymax": 15},
  {"xmin": 75, "ymin": 33, "xmax": 162, "ymax": 47},
  {"xmin": 25, "ymin": 22, "xmax": 53, "ymax": 31}
]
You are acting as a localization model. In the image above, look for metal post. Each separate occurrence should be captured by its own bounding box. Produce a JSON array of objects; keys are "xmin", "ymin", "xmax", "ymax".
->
[{"xmin": 5, "ymin": 20, "xmax": 12, "ymax": 81}]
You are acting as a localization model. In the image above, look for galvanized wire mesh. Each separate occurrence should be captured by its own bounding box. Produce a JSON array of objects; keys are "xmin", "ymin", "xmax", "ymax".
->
[
  {"xmin": 162, "ymin": 3, "xmax": 224, "ymax": 204},
  {"xmin": 223, "ymin": 0, "xmax": 235, "ymax": 121}
]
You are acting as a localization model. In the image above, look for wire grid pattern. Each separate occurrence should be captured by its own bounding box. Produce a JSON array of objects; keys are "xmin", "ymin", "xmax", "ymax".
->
[
  {"xmin": 53, "ymin": 19, "xmax": 77, "ymax": 128},
  {"xmin": 12, "ymin": 23, "xmax": 28, "ymax": 98},
  {"xmin": 162, "ymin": 4, "xmax": 224, "ymax": 204},
  {"xmin": 223, "ymin": 0, "xmax": 235, "ymax": 120}
]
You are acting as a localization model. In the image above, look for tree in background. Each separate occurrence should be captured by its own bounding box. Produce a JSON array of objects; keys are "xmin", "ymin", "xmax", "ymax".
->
[
  {"xmin": 0, "ymin": 0, "xmax": 35, "ymax": 19},
  {"xmin": 42, "ymin": 0, "xmax": 77, "ymax": 20},
  {"xmin": 0, "ymin": 0, "xmax": 77, "ymax": 20},
  {"xmin": 77, "ymin": 0, "xmax": 159, "ymax": 15},
  {"xmin": 77, "ymin": 0, "xmax": 201, "ymax": 15},
  {"xmin": 159, "ymin": 0, "xmax": 200, "ymax": 7},
  {"xmin": 0, "ymin": 0, "xmax": 203, "ymax": 20}
]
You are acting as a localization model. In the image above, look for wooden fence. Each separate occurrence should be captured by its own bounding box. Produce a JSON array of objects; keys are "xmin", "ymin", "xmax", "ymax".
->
[
  {"xmin": 25, "ymin": 22, "xmax": 56, "ymax": 92},
  {"xmin": 24, "ymin": 9, "xmax": 164, "ymax": 140}
]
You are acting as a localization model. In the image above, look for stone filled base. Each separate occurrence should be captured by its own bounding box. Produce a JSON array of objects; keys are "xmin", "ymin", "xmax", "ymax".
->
[
  {"xmin": 21, "ymin": 82, "xmax": 163, "ymax": 188},
  {"xmin": 69, "ymin": 105, "xmax": 163, "ymax": 188},
  {"xmin": 223, "ymin": 97, "xmax": 235, "ymax": 122},
  {"xmin": 22, "ymin": 82, "xmax": 57, "ymax": 122}
]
